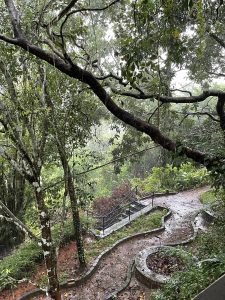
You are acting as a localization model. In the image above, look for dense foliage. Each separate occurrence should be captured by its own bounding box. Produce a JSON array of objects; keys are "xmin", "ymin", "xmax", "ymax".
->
[
  {"xmin": 152, "ymin": 193, "xmax": 225, "ymax": 300},
  {"xmin": 131, "ymin": 162, "xmax": 209, "ymax": 193},
  {"xmin": 0, "ymin": 0, "xmax": 225, "ymax": 298}
]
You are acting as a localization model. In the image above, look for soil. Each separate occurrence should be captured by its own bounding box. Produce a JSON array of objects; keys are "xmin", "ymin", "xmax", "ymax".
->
[
  {"xmin": 146, "ymin": 251, "xmax": 185, "ymax": 276},
  {"xmin": 0, "ymin": 186, "xmax": 209, "ymax": 300}
]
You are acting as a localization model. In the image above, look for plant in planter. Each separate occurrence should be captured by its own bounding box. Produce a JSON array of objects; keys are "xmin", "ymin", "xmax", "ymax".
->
[{"xmin": 135, "ymin": 246, "xmax": 196, "ymax": 288}]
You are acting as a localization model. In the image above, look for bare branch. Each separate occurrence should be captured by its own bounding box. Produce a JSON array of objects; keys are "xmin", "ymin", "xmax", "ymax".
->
[
  {"xmin": 176, "ymin": 111, "xmax": 220, "ymax": 123},
  {"xmin": 111, "ymin": 87, "xmax": 225, "ymax": 103},
  {"xmin": 170, "ymin": 89, "xmax": 193, "ymax": 96},
  {"xmin": 48, "ymin": 0, "xmax": 79, "ymax": 27},
  {"xmin": 209, "ymin": 32, "xmax": 225, "ymax": 48}
]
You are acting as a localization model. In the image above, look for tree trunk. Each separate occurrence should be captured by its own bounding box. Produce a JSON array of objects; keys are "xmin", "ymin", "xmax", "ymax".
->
[
  {"xmin": 66, "ymin": 166, "xmax": 86, "ymax": 270},
  {"xmin": 42, "ymin": 79, "xmax": 86, "ymax": 269},
  {"xmin": 34, "ymin": 185, "xmax": 61, "ymax": 300}
]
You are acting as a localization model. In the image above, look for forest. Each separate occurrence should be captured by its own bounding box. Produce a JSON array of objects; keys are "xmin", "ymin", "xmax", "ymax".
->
[{"xmin": 0, "ymin": 0, "xmax": 225, "ymax": 299}]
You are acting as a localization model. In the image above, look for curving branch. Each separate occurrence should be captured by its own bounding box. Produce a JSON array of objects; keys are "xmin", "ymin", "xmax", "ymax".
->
[
  {"xmin": 170, "ymin": 89, "xmax": 193, "ymax": 96},
  {"xmin": 0, "ymin": 7, "xmax": 224, "ymax": 168},
  {"xmin": 0, "ymin": 200, "xmax": 40, "ymax": 242},
  {"xmin": 175, "ymin": 111, "xmax": 220, "ymax": 123},
  {"xmin": 111, "ymin": 87, "xmax": 225, "ymax": 103},
  {"xmin": 60, "ymin": 0, "xmax": 121, "ymax": 40},
  {"xmin": 47, "ymin": 0, "xmax": 79, "ymax": 27}
]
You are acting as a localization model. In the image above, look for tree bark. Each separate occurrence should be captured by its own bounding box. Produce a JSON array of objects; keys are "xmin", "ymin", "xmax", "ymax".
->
[
  {"xmin": 59, "ymin": 154, "xmax": 86, "ymax": 269},
  {"xmin": 34, "ymin": 184, "xmax": 61, "ymax": 300}
]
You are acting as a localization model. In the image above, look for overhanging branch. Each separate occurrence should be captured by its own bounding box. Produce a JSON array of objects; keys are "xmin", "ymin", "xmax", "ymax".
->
[{"xmin": 0, "ymin": 200, "xmax": 40, "ymax": 242}]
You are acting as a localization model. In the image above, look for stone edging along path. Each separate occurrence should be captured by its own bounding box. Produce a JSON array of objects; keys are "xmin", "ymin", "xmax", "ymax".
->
[
  {"xmin": 18, "ymin": 188, "xmax": 213, "ymax": 300},
  {"xmin": 105, "ymin": 209, "xmax": 214, "ymax": 300},
  {"xmin": 17, "ymin": 206, "xmax": 172, "ymax": 300}
]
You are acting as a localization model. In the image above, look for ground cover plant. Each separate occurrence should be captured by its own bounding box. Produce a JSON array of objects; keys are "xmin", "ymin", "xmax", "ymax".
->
[
  {"xmin": 0, "ymin": 208, "xmax": 167, "ymax": 292},
  {"xmin": 199, "ymin": 190, "xmax": 217, "ymax": 205},
  {"xmin": 1, "ymin": 1, "xmax": 225, "ymax": 299},
  {"xmin": 151, "ymin": 195, "xmax": 225, "ymax": 300}
]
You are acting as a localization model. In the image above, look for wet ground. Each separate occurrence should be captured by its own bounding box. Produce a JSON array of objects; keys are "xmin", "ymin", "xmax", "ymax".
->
[
  {"xmin": 59, "ymin": 187, "xmax": 208, "ymax": 300},
  {"xmin": 30, "ymin": 187, "xmax": 209, "ymax": 300}
]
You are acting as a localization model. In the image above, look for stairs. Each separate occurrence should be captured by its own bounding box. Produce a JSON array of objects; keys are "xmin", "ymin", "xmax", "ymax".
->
[{"xmin": 95, "ymin": 201, "xmax": 146, "ymax": 231}]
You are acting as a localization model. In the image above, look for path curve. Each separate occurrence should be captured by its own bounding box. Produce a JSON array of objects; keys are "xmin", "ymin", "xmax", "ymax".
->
[{"xmin": 63, "ymin": 187, "xmax": 208, "ymax": 300}]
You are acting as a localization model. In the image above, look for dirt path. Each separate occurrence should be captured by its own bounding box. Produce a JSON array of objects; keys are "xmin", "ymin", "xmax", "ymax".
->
[{"xmin": 53, "ymin": 186, "xmax": 207, "ymax": 300}]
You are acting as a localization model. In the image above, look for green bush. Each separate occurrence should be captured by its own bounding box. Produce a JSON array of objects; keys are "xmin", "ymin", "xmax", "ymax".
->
[
  {"xmin": 199, "ymin": 190, "xmax": 217, "ymax": 205},
  {"xmin": 0, "ymin": 241, "xmax": 42, "ymax": 290},
  {"xmin": 151, "ymin": 197, "xmax": 225, "ymax": 300},
  {"xmin": 131, "ymin": 163, "xmax": 209, "ymax": 193},
  {"xmin": 0, "ymin": 212, "xmax": 96, "ymax": 292}
]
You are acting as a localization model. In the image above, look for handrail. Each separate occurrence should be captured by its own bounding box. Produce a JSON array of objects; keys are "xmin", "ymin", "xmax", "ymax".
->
[
  {"xmin": 90, "ymin": 187, "xmax": 138, "ymax": 219},
  {"xmin": 86, "ymin": 187, "xmax": 157, "ymax": 234}
]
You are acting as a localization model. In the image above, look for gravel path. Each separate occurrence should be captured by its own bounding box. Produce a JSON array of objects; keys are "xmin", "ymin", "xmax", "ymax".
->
[{"xmin": 37, "ymin": 186, "xmax": 208, "ymax": 300}]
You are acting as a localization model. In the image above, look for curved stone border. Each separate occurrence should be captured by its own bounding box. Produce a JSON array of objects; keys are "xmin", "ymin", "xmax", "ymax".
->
[
  {"xmin": 135, "ymin": 246, "xmax": 171, "ymax": 288},
  {"xmin": 105, "ymin": 209, "xmax": 214, "ymax": 299},
  {"xmin": 17, "ymin": 206, "xmax": 171, "ymax": 300},
  {"xmin": 135, "ymin": 246, "xmax": 196, "ymax": 288},
  {"xmin": 105, "ymin": 260, "xmax": 135, "ymax": 300}
]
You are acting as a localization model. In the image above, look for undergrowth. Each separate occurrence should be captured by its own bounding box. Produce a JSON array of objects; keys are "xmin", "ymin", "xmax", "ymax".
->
[
  {"xmin": 0, "ymin": 220, "xmax": 76, "ymax": 291},
  {"xmin": 151, "ymin": 198, "xmax": 225, "ymax": 300},
  {"xmin": 0, "ymin": 209, "xmax": 167, "ymax": 292},
  {"xmin": 85, "ymin": 209, "xmax": 167, "ymax": 262},
  {"xmin": 131, "ymin": 162, "xmax": 209, "ymax": 193},
  {"xmin": 199, "ymin": 190, "xmax": 217, "ymax": 205}
]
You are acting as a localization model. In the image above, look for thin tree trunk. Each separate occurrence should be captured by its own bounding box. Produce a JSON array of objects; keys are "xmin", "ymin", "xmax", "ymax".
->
[
  {"xmin": 66, "ymin": 166, "xmax": 86, "ymax": 269},
  {"xmin": 59, "ymin": 155, "xmax": 86, "ymax": 269},
  {"xmin": 41, "ymin": 73, "xmax": 86, "ymax": 269},
  {"xmin": 34, "ymin": 185, "xmax": 61, "ymax": 300}
]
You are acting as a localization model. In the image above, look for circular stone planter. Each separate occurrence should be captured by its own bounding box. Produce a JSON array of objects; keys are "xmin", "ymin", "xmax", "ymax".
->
[{"xmin": 135, "ymin": 246, "xmax": 191, "ymax": 288}]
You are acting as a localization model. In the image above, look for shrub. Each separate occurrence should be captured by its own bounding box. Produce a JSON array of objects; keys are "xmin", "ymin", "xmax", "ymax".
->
[
  {"xmin": 151, "ymin": 197, "xmax": 225, "ymax": 300},
  {"xmin": 199, "ymin": 190, "xmax": 217, "ymax": 205},
  {"xmin": 131, "ymin": 163, "xmax": 209, "ymax": 194},
  {"xmin": 93, "ymin": 182, "xmax": 135, "ymax": 215},
  {"xmin": 0, "ymin": 241, "xmax": 42, "ymax": 291}
]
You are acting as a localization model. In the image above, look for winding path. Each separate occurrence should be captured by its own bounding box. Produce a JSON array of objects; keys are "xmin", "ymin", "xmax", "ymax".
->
[{"xmin": 35, "ymin": 186, "xmax": 208, "ymax": 300}]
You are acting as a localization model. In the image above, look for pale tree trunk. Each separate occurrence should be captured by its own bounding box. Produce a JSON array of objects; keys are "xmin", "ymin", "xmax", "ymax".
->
[{"xmin": 34, "ymin": 184, "xmax": 61, "ymax": 300}]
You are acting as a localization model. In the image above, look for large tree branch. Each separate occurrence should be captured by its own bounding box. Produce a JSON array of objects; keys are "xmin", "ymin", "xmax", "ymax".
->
[{"xmin": 0, "ymin": 34, "xmax": 223, "ymax": 167}]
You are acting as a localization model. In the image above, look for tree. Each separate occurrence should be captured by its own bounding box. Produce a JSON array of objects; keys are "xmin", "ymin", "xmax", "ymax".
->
[
  {"xmin": 0, "ymin": 0, "xmax": 225, "ymax": 298},
  {"xmin": 0, "ymin": 0, "xmax": 224, "ymax": 173},
  {"xmin": 0, "ymin": 160, "xmax": 26, "ymax": 249},
  {"xmin": 0, "ymin": 60, "xmax": 61, "ymax": 299}
]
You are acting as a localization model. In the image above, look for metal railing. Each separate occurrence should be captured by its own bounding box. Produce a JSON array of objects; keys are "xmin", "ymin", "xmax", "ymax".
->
[{"xmin": 88, "ymin": 187, "xmax": 154, "ymax": 235}]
